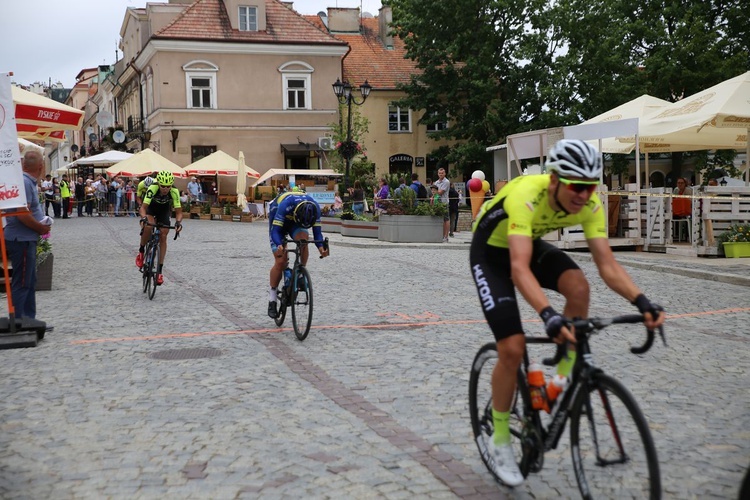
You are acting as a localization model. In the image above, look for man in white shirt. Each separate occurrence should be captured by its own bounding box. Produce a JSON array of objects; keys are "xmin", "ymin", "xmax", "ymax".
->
[
  {"xmin": 41, "ymin": 174, "xmax": 54, "ymax": 216},
  {"xmin": 434, "ymin": 167, "xmax": 450, "ymax": 242}
]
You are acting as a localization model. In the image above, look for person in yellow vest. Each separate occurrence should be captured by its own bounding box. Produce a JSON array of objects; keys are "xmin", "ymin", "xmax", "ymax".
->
[{"xmin": 59, "ymin": 174, "xmax": 71, "ymax": 219}]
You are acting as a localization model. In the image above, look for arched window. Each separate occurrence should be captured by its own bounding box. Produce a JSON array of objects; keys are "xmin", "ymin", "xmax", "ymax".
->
[
  {"xmin": 278, "ymin": 61, "xmax": 313, "ymax": 110},
  {"xmin": 183, "ymin": 60, "xmax": 219, "ymax": 109}
]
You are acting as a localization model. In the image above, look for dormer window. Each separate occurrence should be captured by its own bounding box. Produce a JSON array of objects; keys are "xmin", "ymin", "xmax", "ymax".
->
[{"xmin": 239, "ymin": 6, "xmax": 258, "ymax": 31}]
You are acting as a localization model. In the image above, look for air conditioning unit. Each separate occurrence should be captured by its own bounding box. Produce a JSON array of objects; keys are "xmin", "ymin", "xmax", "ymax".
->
[{"xmin": 318, "ymin": 137, "xmax": 334, "ymax": 150}]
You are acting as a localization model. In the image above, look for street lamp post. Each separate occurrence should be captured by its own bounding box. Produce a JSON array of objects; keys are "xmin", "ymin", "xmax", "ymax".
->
[{"xmin": 332, "ymin": 78, "xmax": 371, "ymax": 191}]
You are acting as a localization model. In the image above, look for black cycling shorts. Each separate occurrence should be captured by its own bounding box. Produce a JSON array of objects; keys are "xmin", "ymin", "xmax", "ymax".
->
[
  {"xmin": 146, "ymin": 203, "xmax": 172, "ymax": 227},
  {"xmin": 470, "ymin": 238, "xmax": 580, "ymax": 341}
]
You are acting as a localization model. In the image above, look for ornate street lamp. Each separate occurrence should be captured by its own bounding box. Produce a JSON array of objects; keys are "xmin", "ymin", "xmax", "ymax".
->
[{"xmin": 332, "ymin": 78, "xmax": 372, "ymax": 191}]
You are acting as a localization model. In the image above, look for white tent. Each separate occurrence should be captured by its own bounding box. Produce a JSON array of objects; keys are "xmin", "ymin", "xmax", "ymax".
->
[{"xmin": 70, "ymin": 150, "xmax": 133, "ymax": 167}]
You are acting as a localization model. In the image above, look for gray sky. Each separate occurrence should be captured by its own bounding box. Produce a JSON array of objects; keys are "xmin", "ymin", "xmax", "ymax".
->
[{"xmin": 0, "ymin": 0, "xmax": 382, "ymax": 88}]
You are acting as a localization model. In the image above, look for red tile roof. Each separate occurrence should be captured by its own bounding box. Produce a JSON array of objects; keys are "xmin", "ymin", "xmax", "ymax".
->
[
  {"xmin": 303, "ymin": 16, "xmax": 418, "ymax": 90},
  {"xmin": 155, "ymin": 0, "xmax": 346, "ymax": 46}
]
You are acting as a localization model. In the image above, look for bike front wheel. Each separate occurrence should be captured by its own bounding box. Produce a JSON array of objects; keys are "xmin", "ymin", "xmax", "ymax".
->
[
  {"xmin": 142, "ymin": 242, "xmax": 151, "ymax": 294},
  {"xmin": 274, "ymin": 287, "xmax": 287, "ymax": 327},
  {"xmin": 468, "ymin": 343, "xmax": 539, "ymax": 481},
  {"xmin": 570, "ymin": 372, "xmax": 660, "ymax": 499},
  {"xmin": 291, "ymin": 266, "xmax": 313, "ymax": 341},
  {"xmin": 147, "ymin": 240, "xmax": 159, "ymax": 300}
]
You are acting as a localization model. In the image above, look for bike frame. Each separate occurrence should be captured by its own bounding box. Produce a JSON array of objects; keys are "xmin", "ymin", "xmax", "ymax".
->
[{"xmin": 523, "ymin": 336, "xmax": 600, "ymax": 453}]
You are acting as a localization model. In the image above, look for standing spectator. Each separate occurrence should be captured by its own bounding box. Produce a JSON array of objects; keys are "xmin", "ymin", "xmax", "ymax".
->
[
  {"xmin": 448, "ymin": 182, "xmax": 459, "ymax": 236},
  {"xmin": 41, "ymin": 174, "xmax": 54, "ymax": 216},
  {"xmin": 434, "ymin": 167, "xmax": 450, "ymax": 242},
  {"xmin": 208, "ymin": 181, "xmax": 218, "ymax": 205},
  {"xmin": 75, "ymin": 176, "xmax": 85, "ymax": 217},
  {"xmin": 51, "ymin": 178, "xmax": 62, "ymax": 218},
  {"xmin": 430, "ymin": 184, "xmax": 440, "ymax": 204},
  {"xmin": 85, "ymin": 179, "xmax": 96, "ymax": 216},
  {"xmin": 187, "ymin": 176, "xmax": 202, "ymax": 202},
  {"xmin": 410, "ymin": 173, "xmax": 427, "ymax": 205},
  {"xmin": 95, "ymin": 177, "xmax": 108, "ymax": 216},
  {"xmin": 115, "ymin": 179, "xmax": 124, "ymax": 216},
  {"xmin": 125, "ymin": 179, "xmax": 136, "ymax": 216},
  {"xmin": 59, "ymin": 174, "xmax": 71, "ymax": 219},
  {"xmin": 374, "ymin": 178, "xmax": 389, "ymax": 214},
  {"xmin": 393, "ymin": 177, "xmax": 408, "ymax": 197},
  {"xmin": 348, "ymin": 180, "xmax": 365, "ymax": 216},
  {"xmin": 4, "ymin": 150, "xmax": 51, "ymax": 319}
]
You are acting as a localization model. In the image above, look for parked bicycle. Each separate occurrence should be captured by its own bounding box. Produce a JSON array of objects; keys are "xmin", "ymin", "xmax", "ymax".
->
[
  {"xmin": 140, "ymin": 221, "xmax": 179, "ymax": 300},
  {"xmin": 272, "ymin": 237, "xmax": 329, "ymax": 340},
  {"xmin": 469, "ymin": 314, "xmax": 666, "ymax": 498}
]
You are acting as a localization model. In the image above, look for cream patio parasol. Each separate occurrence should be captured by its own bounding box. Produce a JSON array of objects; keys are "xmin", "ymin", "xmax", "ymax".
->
[
  {"xmin": 105, "ymin": 148, "xmax": 186, "ymax": 178},
  {"xmin": 236, "ymin": 151, "xmax": 248, "ymax": 208},
  {"xmin": 12, "ymin": 85, "xmax": 84, "ymax": 142},
  {"xmin": 618, "ymin": 71, "xmax": 750, "ymax": 153}
]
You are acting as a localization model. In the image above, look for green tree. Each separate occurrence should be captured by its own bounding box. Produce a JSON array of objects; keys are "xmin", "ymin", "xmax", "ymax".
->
[{"xmin": 389, "ymin": 0, "xmax": 557, "ymax": 166}]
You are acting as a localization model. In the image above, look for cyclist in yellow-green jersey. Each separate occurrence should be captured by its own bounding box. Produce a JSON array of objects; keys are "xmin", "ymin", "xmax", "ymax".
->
[{"xmin": 469, "ymin": 139, "xmax": 665, "ymax": 487}]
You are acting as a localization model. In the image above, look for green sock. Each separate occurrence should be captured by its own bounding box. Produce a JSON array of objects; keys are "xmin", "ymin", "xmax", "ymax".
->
[
  {"xmin": 557, "ymin": 350, "xmax": 577, "ymax": 378},
  {"xmin": 492, "ymin": 409, "xmax": 511, "ymax": 445}
]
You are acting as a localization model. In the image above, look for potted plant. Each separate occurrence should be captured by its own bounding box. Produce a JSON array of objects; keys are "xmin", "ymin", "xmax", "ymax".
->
[
  {"xmin": 718, "ymin": 223, "xmax": 750, "ymax": 258},
  {"xmin": 199, "ymin": 203, "xmax": 212, "ymax": 220},
  {"xmin": 221, "ymin": 203, "xmax": 233, "ymax": 221},
  {"xmin": 340, "ymin": 210, "xmax": 379, "ymax": 238},
  {"xmin": 377, "ymin": 187, "xmax": 447, "ymax": 243},
  {"xmin": 36, "ymin": 233, "xmax": 53, "ymax": 290}
]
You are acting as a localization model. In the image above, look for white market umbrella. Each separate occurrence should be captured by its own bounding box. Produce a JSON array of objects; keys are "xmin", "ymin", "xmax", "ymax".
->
[{"xmin": 73, "ymin": 150, "xmax": 133, "ymax": 167}]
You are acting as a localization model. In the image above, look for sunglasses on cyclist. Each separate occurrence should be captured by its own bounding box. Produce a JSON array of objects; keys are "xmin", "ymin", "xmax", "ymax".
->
[{"xmin": 558, "ymin": 177, "xmax": 598, "ymax": 194}]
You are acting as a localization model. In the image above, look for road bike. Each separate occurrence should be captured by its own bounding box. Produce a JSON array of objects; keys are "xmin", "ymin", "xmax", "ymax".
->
[
  {"xmin": 469, "ymin": 314, "xmax": 666, "ymax": 498},
  {"xmin": 272, "ymin": 237, "xmax": 329, "ymax": 341},
  {"xmin": 140, "ymin": 221, "xmax": 179, "ymax": 300}
]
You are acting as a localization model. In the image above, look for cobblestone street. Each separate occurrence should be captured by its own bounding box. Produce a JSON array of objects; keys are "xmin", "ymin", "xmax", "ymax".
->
[{"xmin": 1, "ymin": 216, "xmax": 748, "ymax": 499}]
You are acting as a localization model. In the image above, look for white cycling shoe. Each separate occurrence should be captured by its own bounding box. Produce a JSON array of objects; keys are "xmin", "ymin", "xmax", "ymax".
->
[{"xmin": 488, "ymin": 438, "xmax": 524, "ymax": 487}]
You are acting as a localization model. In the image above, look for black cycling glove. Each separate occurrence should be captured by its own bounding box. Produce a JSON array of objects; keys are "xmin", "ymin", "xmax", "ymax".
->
[
  {"xmin": 139, "ymin": 217, "xmax": 148, "ymax": 226},
  {"xmin": 632, "ymin": 294, "xmax": 663, "ymax": 320},
  {"xmin": 540, "ymin": 306, "xmax": 566, "ymax": 339}
]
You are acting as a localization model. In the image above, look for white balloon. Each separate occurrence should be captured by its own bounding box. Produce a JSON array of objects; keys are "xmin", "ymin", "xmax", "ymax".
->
[{"xmin": 471, "ymin": 170, "xmax": 486, "ymax": 181}]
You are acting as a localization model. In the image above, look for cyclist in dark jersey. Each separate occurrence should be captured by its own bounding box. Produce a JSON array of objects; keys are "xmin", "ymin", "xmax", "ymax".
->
[
  {"xmin": 470, "ymin": 139, "xmax": 664, "ymax": 486},
  {"xmin": 267, "ymin": 190, "xmax": 328, "ymax": 318},
  {"xmin": 135, "ymin": 170, "xmax": 183, "ymax": 286}
]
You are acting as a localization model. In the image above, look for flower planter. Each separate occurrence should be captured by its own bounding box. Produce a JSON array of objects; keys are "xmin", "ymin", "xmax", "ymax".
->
[
  {"xmin": 723, "ymin": 241, "xmax": 750, "ymax": 258},
  {"xmin": 36, "ymin": 253, "xmax": 53, "ymax": 291},
  {"xmin": 210, "ymin": 207, "xmax": 222, "ymax": 215},
  {"xmin": 221, "ymin": 214, "xmax": 233, "ymax": 221},
  {"xmin": 321, "ymin": 216, "xmax": 342, "ymax": 233},
  {"xmin": 378, "ymin": 215, "xmax": 444, "ymax": 243},
  {"xmin": 199, "ymin": 214, "xmax": 211, "ymax": 220},
  {"xmin": 341, "ymin": 219, "xmax": 379, "ymax": 238},
  {"xmin": 240, "ymin": 214, "xmax": 253, "ymax": 223}
]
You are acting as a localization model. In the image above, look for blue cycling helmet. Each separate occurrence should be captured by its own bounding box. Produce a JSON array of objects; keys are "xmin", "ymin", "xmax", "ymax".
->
[{"xmin": 293, "ymin": 200, "xmax": 318, "ymax": 229}]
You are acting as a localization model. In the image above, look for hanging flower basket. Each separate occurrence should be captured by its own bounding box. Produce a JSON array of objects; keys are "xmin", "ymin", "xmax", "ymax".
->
[{"xmin": 335, "ymin": 140, "xmax": 363, "ymax": 160}]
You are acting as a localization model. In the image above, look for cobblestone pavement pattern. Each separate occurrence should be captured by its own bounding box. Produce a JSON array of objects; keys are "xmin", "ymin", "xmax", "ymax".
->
[{"xmin": 1, "ymin": 217, "xmax": 748, "ymax": 499}]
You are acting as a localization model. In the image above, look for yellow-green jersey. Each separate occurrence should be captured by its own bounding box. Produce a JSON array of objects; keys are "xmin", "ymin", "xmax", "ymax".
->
[
  {"xmin": 473, "ymin": 174, "xmax": 606, "ymax": 248},
  {"xmin": 143, "ymin": 184, "xmax": 181, "ymax": 208},
  {"xmin": 137, "ymin": 181, "xmax": 150, "ymax": 200}
]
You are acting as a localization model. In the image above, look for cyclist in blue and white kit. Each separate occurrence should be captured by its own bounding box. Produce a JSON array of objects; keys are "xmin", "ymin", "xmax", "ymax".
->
[{"xmin": 267, "ymin": 191, "xmax": 329, "ymax": 318}]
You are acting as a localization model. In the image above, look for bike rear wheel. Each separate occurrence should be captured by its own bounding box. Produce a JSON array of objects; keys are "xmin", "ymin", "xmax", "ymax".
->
[
  {"xmin": 468, "ymin": 343, "xmax": 539, "ymax": 481},
  {"xmin": 147, "ymin": 239, "xmax": 159, "ymax": 300},
  {"xmin": 570, "ymin": 372, "xmax": 660, "ymax": 499},
  {"xmin": 291, "ymin": 266, "xmax": 313, "ymax": 341}
]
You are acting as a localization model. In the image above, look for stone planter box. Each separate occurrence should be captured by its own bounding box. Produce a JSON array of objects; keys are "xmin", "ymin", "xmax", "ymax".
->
[
  {"xmin": 341, "ymin": 219, "xmax": 379, "ymax": 238},
  {"xmin": 321, "ymin": 216, "xmax": 342, "ymax": 233},
  {"xmin": 36, "ymin": 253, "xmax": 53, "ymax": 291},
  {"xmin": 378, "ymin": 215, "xmax": 443, "ymax": 243},
  {"xmin": 723, "ymin": 241, "xmax": 750, "ymax": 258}
]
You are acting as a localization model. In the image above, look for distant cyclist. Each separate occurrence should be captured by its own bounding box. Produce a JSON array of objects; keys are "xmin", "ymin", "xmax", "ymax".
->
[
  {"xmin": 136, "ymin": 176, "xmax": 155, "ymax": 207},
  {"xmin": 135, "ymin": 170, "xmax": 183, "ymax": 286},
  {"xmin": 267, "ymin": 190, "xmax": 329, "ymax": 318},
  {"xmin": 470, "ymin": 139, "xmax": 664, "ymax": 486}
]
